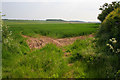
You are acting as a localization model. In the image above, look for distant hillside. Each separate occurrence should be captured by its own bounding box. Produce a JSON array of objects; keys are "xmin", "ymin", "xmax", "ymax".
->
[
  {"xmin": 46, "ymin": 19, "xmax": 64, "ymax": 21},
  {"xmin": 69, "ymin": 20, "xmax": 85, "ymax": 22}
]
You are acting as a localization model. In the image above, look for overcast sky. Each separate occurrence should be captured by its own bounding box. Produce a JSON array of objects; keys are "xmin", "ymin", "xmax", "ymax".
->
[{"xmin": 2, "ymin": 0, "xmax": 117, "ymax": 22}]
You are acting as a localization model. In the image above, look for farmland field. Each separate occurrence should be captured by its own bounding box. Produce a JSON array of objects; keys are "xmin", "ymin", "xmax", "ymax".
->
[
  {"xmin": 4, "ymin": 20, "xmax": 99, "ymax": 38},
  {"xmin": 2, "ymin": 20, "xmax": 120, "ymax": 78}
]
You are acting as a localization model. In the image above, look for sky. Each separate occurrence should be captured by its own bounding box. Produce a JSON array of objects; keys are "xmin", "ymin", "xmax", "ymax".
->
[
  {"xmin": 2, "ymin": 0, "xmax": 117, "ymax": 22},
  {"xmin": 0, "ymin": 3, "xmax": 1, "ymax": 11}
]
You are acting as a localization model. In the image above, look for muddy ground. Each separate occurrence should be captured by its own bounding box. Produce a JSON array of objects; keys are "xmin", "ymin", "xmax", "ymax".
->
[{"xmin": 22, "ymin": 34, "xmax": 94, "ymax": 49}]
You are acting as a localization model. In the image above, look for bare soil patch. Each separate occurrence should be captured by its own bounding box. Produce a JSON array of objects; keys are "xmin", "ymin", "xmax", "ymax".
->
[{"xmin": 22, "ymin": 34, "xmax": 94, "ymax": 49}]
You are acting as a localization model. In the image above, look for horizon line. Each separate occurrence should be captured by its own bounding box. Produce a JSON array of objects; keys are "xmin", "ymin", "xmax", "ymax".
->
[{"xmin": 2, "ymin": 18, "xmax": 100, "ymax": 22}]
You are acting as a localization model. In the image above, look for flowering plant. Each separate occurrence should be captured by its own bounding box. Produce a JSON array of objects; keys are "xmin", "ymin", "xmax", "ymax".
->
[{"xmin": 106, "ymin": 38, "xmax": 120, "ymax": 53}]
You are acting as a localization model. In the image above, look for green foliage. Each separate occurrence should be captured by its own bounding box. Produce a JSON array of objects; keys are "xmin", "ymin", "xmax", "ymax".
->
[
  {"xmin": 2, "ymin": 24, "xmax": 69, "ymax": 78},
  {"xmin": 97, "ymin": 8, "xmax": 120, "ymax": 47},
  {"xmin": 64, "ymin": 38, "xmax": 119, "ymax": 78},
  {"xmin": 116, "ymin": 70, "xmax": 120, "ymax": 78},
  {"xmin": 2, "ymin": 32, "xmax": 119, "ymax": 78},
  {"xmin": 2, "ymin": 20, "xmax": 120, "ymax": 78},
  {"xmin": 98, "ymin": 1, "xmax": 120, "ymax": 22},
  {"xmin": 3, "ymin": 20, "xmax": 99, "ymax": 38},
  {"xmin": 97, "ymin": 8, "xmax": 120, "ymax": 78},
  {"xmin": 3, "ymin": 44, "xmax": 69, "ymax": 78}
]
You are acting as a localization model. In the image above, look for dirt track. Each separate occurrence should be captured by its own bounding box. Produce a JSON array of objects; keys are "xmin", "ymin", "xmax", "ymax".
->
[{"xmin": 22, "ymin": 34, "xmax": 94, "ymax": 49}]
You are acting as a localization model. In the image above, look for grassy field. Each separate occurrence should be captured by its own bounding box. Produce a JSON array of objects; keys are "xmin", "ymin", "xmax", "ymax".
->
[
  {"xmin": 4, "ymin": 20, "xmax": 99, "ymax": 38},
  {"xmin": 2, "ymin": 20, "xmax": 119, "ymax": 78}
]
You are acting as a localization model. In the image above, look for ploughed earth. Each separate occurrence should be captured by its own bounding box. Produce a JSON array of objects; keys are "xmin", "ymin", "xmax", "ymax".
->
[{"xmin": 22, "ymin": 34, "xmax": 94, "ymax": 49}]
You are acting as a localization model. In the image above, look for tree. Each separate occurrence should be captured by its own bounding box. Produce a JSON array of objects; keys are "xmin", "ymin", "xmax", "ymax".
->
[
  {"xmin": 98, "ymin": 1, "xmax": 120, "ymax": 22},
  {"xmin": 97, "ymin": 8, "xmax": 120, "ymax": 48}
]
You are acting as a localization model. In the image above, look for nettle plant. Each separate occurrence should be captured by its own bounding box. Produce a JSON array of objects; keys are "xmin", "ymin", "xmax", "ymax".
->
[{"xmin": 106, "ymin": 38, "xmax": 120, "ymax": 54}]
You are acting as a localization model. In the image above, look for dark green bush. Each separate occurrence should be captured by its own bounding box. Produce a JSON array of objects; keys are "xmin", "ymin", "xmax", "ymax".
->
[
  {"xmin": 98, "ymin": 1, "xmax": 120, "ymax": 22},
  {"xmin": 97, "ymin": 8, "xmax": 120, "ymax": 49}
]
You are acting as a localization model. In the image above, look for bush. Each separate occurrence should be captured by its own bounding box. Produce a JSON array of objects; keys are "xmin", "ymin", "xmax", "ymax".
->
[
  {"xmin": 98, "ymin": 1, "xmax": 120, "ymax": 22},
  {"xmin": 97, "ymin": 8, "xmax": 120, "ymax": 49}
]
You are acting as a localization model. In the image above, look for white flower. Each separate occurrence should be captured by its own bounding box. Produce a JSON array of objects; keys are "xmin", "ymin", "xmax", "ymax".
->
[
  {"xmin": 106, "ymin": 44, "xmax": 110, "ymax": 46},
  {"xmin": 109, "ymin": 39, "xmax": 112, "ymax": 42},
  {"xmin": 112, "ymin": 40, "xmax": 117, "ymax": 44},
  {"xmin": 109, "ymin": 45, "xmax": 113, "ymax": 49},
  {"xmin": 112, "ymin": 38, "xmax": 116, "ymax": 40},
  {"xmin": 117, "ymin": 49, "xmax": 120, "ymax": 53}
]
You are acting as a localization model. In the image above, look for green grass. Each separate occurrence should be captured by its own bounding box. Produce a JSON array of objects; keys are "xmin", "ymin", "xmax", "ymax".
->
[
  {"xmin": 4, "ymin": 20, "xmax": 99, "ymax": 38},
  {"xmin": 3, "ymin": 36, "xmax": 119, "ymax": 78},
  {"xmin": 2, "ymin": 20, "xmax": 119, "ymax": 78},
  {"xmin": 3, "ymin": 44, "xmax": 69, "ymax": 78},
  {"xmin": 63, "ymin": 39, "xmax": 119, "ymax": 78}
]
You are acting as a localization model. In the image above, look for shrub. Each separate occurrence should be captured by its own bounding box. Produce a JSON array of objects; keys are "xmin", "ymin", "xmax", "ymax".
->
[
  {"xmin": 97, "ymin": 8, "xmax": 120, "ymax": 49},
  {"xmin": 98, "ymin": 1, "xmax": 120, "ymax": 22}
]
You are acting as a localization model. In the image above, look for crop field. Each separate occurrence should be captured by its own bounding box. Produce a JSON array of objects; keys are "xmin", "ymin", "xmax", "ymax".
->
[
  {"xmin": 2, "ymin": 20, "xmax": 119, "ymax": 78},
  {"xmin": 4, "ymin": 20, "xmax": 99, "ymax": 38}
]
